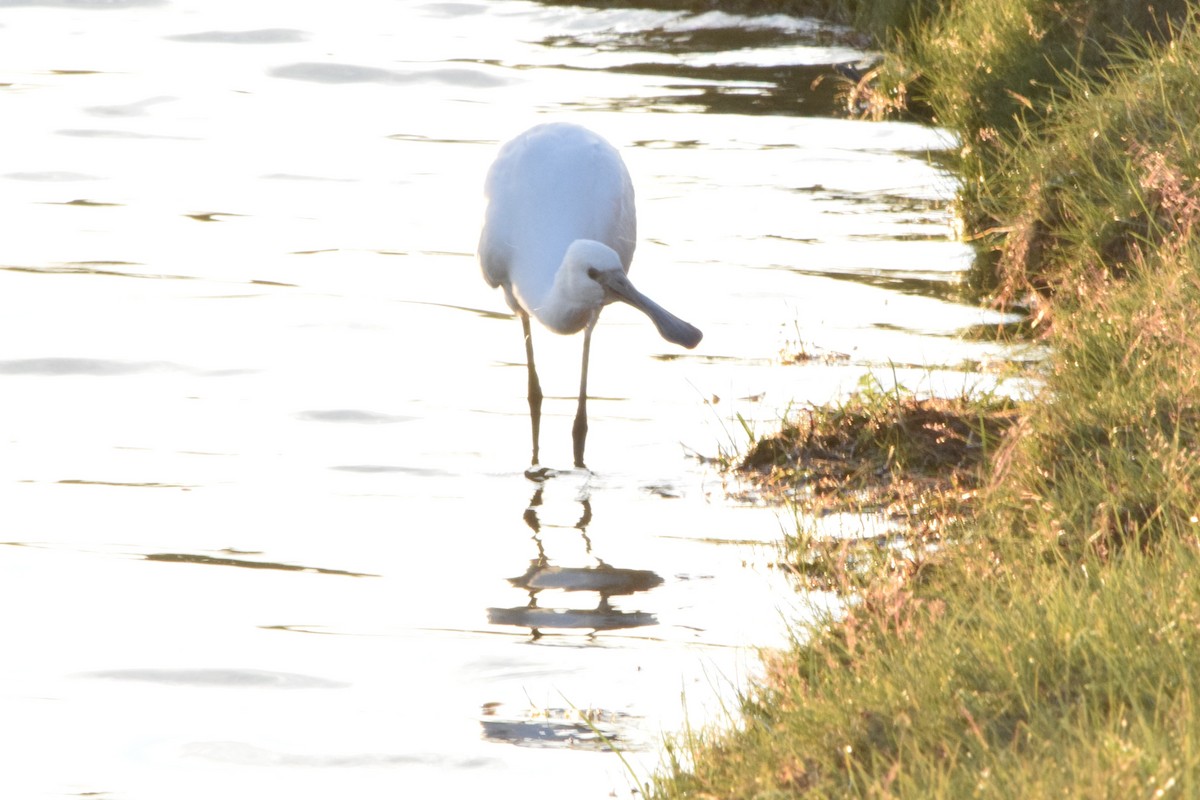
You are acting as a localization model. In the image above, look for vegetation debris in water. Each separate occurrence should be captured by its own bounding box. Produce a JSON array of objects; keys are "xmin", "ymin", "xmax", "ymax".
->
[{"xmin": 741, "ymin": 375, "xmax": 1017, "ymax": 518}]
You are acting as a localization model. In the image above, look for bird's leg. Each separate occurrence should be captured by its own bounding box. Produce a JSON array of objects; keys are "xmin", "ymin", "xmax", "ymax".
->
[
  {"xmin": 572, "ymin": 323, "xmax": 594, "ymax": 469},
  {"xmin": 522, "ymin": 314, "xmax": 543, "ymax": 467}
]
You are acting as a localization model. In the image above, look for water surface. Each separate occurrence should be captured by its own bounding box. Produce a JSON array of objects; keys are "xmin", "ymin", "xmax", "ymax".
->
[{"xmin": 0, "ymin": 2, "xmax": 1021, "ymax": 797}]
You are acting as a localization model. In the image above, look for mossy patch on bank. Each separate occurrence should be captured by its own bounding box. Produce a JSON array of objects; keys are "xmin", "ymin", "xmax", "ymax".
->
[{"xmin": 741, "ymin": 377, "xmax": 1017, "ymax": 508}]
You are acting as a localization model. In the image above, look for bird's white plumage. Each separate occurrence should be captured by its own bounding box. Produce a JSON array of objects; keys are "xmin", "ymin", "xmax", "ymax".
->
[
  {"xmin": 477, "ymin": 122, "xmax": 701, "ymax": 468},
  {"xmin": 479, "ymin": 123, "xmax": 635, "ymax": 333}
]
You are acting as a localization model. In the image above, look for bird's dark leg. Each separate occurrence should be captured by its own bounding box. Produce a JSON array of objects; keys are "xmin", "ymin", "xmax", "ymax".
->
[
  {"xmin": 572, "ymin": 323, "xmax": 594, "ymax": 469},
  {"xmin": 523, "ymin": 314, "xmax": 543, "ymax": 467}
]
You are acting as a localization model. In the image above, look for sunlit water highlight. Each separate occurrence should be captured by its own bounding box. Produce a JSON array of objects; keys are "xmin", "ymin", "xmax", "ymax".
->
[{"xmin": 0, "ymin": 1, "xmax": 1026, "ymax": 797}]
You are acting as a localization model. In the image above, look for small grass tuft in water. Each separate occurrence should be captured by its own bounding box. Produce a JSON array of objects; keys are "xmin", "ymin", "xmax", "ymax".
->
[
  {"xmin": 740, "ymin": 374, "xmax": 1018, "ymax": 517},
  {"xmin": 735, "ymin": 374, "xmax": 1018, "ymax": 592}
]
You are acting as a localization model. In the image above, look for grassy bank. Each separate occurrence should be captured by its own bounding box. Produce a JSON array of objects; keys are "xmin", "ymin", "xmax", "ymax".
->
[
  {"xmin": 656, "ymin": 536, "xmax": 1200, "ymax": 796},
  {"xmin": 652, "ymin": 2, "xmax": 1200, "ymax": 797}
]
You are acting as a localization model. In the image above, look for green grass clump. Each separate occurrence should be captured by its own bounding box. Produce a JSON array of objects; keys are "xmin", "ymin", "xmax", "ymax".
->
[
  {"xmin": 900, "ymin": 0, "xmax": 1188, "ymax": 137},
  {"xmin": 973, "ymin": 17, "xmax": 1200, "ymax": 561},
  {"xmin": 992, "ymin": 244, "xmax": 1200, "ymax": 563},
  {"xmin": 654, "ymin": 535, "xmax": 1200, "ymax": 798},
  {"xmin": 871, "ymin": 1, "xmax": 1190, "ymax": 279},
  {"xmin": 992, "ymin": 22, "xmax": 1200, "ymax": 301}
]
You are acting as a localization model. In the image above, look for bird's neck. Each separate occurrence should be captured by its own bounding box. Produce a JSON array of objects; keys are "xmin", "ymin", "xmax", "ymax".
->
[
  {"xmin": 531, "ymin": 280, "xmax": 596, "ymax": 336},
  {"xmin": 525, "ymin": 259, "xmax": 598, "ymax": 336}
]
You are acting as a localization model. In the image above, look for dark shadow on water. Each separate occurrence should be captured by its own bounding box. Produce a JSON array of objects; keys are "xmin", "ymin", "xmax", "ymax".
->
[
  {"xmin": 144, "ymin": 551, "xmax": 378, "ymax": 578},
  {"xmin": 0, "ymin": 262, "xmax": 193, "ymax": 281},
  {"xmin": 57, "ymin": 128, "xmax": 198, "ymax": 141},
  {"xmin": 58, "ymin": 479, "xmax": 195, "ymax": 489},
  {"xmin": 166, "ymin": 28, "xmax": 309, "ymax": 45},
  {"xmin": 331, "ymin": 464, "xmax": 452, "ymax": 477},
  {"xmin": 183, "ymin": 740, "xmax": 496, "ymax": 769},
  {"xmin": 783, "ymin": 265, "xmax": 974, "ymax": 305},
  {"xmin": 296, "ymin": 409, "xmax": 416, "ymax": 425},
  {"xmin": 0, "ymin": 356, "xmax": 254, "ymax": 378},
  {"xmin": 0, "ymin": 0, "xmax": 164, "ymax": 7},
  {"xmin": 0, "ymin": 357, "xmax": 182, "ymax": 376},
  {"xmin": 40, "ymin": 198, "xmax": 123, "ymax": 206},
  {"xmin": 400, "ymin": 298, "xmax": 514, "ymax": 322},
  {"xmin": 550, "ymin": 62, "xmax": 851, "ymax": 117},
  {"xmin": 503, "ymin": 10, "xmax": 874, "ymax": 118},
  {"xmin": 77, "ymin": 668, "xmax": 346, "ymax": 689},
  {"xmin": 798, "ymin": 185, "xmax": 953, "ymax": 218},
  {"xmin": 541, "ymin": 17, "xmax": 832, "ymax": 55},
  {"xmin": 85, "ymin": 95, "xmax": 176, "ymax": 117},
  {"xmin": 5, "ymin": 171, "xmax": 103, "ymax": 181},
  {"xmin": 269, "ymin": 62, "xmax": 510, "ymax": 89}
]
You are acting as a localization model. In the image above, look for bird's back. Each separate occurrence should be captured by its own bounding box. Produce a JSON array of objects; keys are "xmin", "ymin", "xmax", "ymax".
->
[{"xmin": 479, "ymin": 123, "xmax": 636, "ymax": 315}]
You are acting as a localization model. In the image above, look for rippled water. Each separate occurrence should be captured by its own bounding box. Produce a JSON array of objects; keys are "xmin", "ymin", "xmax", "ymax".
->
[{"xmin": 0, "ymin": 2, "xmax": 1021, "ymax": 797}]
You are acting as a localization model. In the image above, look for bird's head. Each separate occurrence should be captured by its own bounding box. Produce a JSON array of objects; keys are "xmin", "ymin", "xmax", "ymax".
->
[
  {"xmin": 561, "ymin": 240, "xmax": 624, "ymax": 310},
  {"xmin": 563, "ymin": 239, "xmax": 702, "ymax": 349}
]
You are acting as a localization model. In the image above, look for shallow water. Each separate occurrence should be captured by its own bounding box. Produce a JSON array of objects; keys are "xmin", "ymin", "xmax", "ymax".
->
[{"xmin": 0, "ymin": 2, "xmax": 1022, "ymax": 797}]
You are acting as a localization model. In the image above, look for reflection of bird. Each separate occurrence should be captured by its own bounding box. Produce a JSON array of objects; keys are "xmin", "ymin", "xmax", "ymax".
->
[
  {"xmin": 486, "ymin": 483, "xmax": 662, "ymax": 639},
  {"xmin": 479, "ymin": 123, "xmax": 702, "ymax": 470}
]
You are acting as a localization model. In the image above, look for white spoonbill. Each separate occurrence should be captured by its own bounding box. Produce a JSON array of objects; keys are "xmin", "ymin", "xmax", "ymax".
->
[{"xmin": 479, "ymin": 123, "xmax": 702, "ymax": 470}]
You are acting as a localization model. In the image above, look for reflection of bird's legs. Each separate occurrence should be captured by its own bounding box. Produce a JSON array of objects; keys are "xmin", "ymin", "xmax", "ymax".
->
[
  {"xmin": 522, "ymin": 314, "xmax": 543, "ymax": 466},
  {"xmin": 575, "ymin": 497, "xmax": 592, "ymax": 531},
  {"xmin": 523, "ymin": 486, "xmax": 544, "ymax": 537},
  {"xmin": 575, "ymin": 496, "xmax": 596, "ymax": 555},
  {"xmin": 572, "ymin": 323, "xmax": 594, "ymax": 469},
  {"xmin": 522, "ymin": 487, "xmax": 547, "ymax": 609}
]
